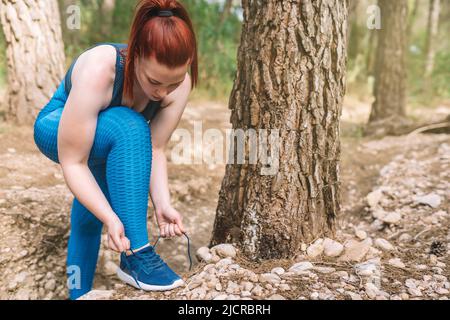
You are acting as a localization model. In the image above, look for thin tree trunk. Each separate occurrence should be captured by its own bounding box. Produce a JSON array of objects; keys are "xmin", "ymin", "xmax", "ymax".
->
[
  {"xmin": 210, "ymin": 0, "xmax": 347, "ymax": 261},
  {"xmin": 368, "ymin": 0, "xmax": 408, "ymax": 132},
  {"xmin": 0, "ymin": 0, "xmax": 66, "ymax": 125},
  {"xmin": 424, "ymin": 0, "xmax": 440, "ymax": 80},
  {"xmin": 219, "ymin": 0, "xmax": 233, "ymax": 26},
  {"xmin": 406, "ymin": 0, "xmax": 420, "ymax": 42},
  {"xmin": 100, "ymin": 0, "xmax": 116, "ymax": 40}
]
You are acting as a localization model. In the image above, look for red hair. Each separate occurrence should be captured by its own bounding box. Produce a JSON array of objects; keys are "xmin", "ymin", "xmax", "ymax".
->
[{"xmin": 123, "ymin": 0, "xmax": 198, "ymax": 102}]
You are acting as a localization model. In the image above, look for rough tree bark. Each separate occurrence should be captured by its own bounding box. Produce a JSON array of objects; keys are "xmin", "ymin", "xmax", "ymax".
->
[
  {"xmin": 424, "ymin": 0, "xmax": 440, "ymax": 81},
  {"xmin": 210, "ymin": 0, "xmax": 347, "ymax": 261},
  {"xmin": 0, "ymin": 0, "xmax": 65, "ymax": 125},
  {"xmin": 367, "ymin": 0, "xmax": 409, "ymax": 134}
]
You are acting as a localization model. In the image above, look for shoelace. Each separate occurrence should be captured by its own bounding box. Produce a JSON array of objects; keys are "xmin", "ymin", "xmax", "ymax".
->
[
  {"xmin": 153, "ymin": 232, "xmax": 193, "ymax": 272},
  {"xmin": 121, "ymin": 232, "xmax": 193, "ymax": 289}
]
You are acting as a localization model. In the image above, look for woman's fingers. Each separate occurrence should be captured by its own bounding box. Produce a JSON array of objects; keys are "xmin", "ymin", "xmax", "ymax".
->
[
  {"xmin": 112, "ymin": 234, "xmax": 124, "ymax": 252},
  {"xmin": 169, "ymin": 224, "xmax": 176, "ymax": 237},
  {"xmin": 122, "ymin": 236, "xmax": 130, "ymax": 251},
  {"xmin": 108, "ymin": 237, "xmax": 119, "ymax": 252},
  {"xmin": 173, "ymin": 224, "xmax": 181, "ymax": 236}
]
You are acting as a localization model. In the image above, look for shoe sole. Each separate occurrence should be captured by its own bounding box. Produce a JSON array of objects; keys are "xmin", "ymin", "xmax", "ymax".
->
[{"xmin": 116, "ymin": 267, "xmax": 185, "ymax": 291}]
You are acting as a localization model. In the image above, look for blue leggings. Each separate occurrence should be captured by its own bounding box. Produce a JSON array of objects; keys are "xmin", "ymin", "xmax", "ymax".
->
[{"xmin": 33, "ymin": 81, "xmax": 152, "ymax": 300}]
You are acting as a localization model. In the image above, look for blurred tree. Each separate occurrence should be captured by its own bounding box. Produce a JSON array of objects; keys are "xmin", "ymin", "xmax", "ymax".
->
[
  {"xmin": 367, "ymin": 0, "xmax": 411, "ymax": 135},
  {"xmin": 0, "ymin": 0, "xmax": 65, "ymax": 125},
  {"xmin": 406, "ymin": 0, "xmax": 420, "ymax": 42},
  {"xmin": 99, "ymin": 0, "xmax": 116, "ymax": 40},
  {"xmin": 424, "ymin": 0, "xmax": 440, "ymax": 83},
  {"xmin": 210, "ymin": 0, "xmax": 347, "ymax": 260}
]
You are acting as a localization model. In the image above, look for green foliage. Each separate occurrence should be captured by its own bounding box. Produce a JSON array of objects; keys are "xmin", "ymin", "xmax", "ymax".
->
[{"xmin": 182, "ymin": 0, "xmax": 241, "ymax": 99}]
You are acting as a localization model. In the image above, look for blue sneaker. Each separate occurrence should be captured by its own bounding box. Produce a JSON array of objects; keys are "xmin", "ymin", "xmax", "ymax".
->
[{"xmin": 117, "ymin": 245, "xmax": 185, "ymax": 291}]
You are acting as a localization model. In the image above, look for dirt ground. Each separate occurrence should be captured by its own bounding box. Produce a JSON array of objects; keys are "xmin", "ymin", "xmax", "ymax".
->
[{"xmin": 0, "ymin": 90, "xmax": 449, "ymax": 300}]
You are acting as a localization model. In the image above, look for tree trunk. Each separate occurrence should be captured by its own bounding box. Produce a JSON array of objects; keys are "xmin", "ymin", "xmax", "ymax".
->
[
  {"xmin": 406, "ymin": 0, "xmax": 420, "ymax": 43},
  {"xmin": 99, "ymin": 0, "xmax": 116, "ymax": 40},
  {"xmin": 424, "ymin": 0, "xmax": 440, "ymax": 81},
  {"xmin": 209, "ymin": 0, "xmax": 347, "ymax": 261},
  {"xmin": 219, "ymin": 0, "xmax": 233, "ymax": 26},
  {"xmin": 367, "ymin": 0, "xmax": 408, "ymax": 131},
  {"xmin": 0, "ymin": 0, "xmax": 65, "ymax": 125}
]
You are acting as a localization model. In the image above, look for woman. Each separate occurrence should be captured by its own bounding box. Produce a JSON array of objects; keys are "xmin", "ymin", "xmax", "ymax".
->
[{"xmin": 33, "ymin": 0, "xmax": 198, "ymax": 300}]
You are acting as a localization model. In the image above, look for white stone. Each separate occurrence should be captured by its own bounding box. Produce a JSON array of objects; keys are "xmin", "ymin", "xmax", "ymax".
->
[
  {"xmin": 338, "ymin": 238, "xmax": 372, "ymax": 262},
  {"xmin": 306, "ymin": 239, "xmax": 324, "ymax": 258},
  {"xmin": 78, "ymin": 290, "xmax": 115, "ymax": 300},
  {"xmin": 288, "ymin": 261, "xmax": 314, "ymax": 273},
  {"xmin": 323, "ymin": 238, "xmax": 344, "ymax": 257},
  {"xmin": 367, "ymin": 189, "xmax": 383, "ymax": 207},
  {"xmin": 414, "ymin": 193, "xmax": 441, "ymax": 208},
  {"xmin": 271, "ymin": 267, "xmax": 285, "ymax": 275},
  {"xmin": 381, "ymin": 211, "xmax": 402, "ymax": 224},
  {"xmin": 103, "ymin": 261, "xmax": 118, "ymax": 276},
  {"xmin": 365, "ymin": 282, "xmax": 380, "ymax": 299},
  {"xmin": 388, "ymin": 258, "xmax": 406, "ymax": 268},
  {"xmin": 196, "ymin": 246, "xmax": 213, "ymax": 262},
  {"xmin": 355, "ymin": 230, "xmax": 367, "ymax": 240},
  {"xmin": 211, "ymin": 244, "xmax": 236, "ymax": 258},
  {"xmin": 259, "ymin": 273, "xmax": 281, "ymax": 284},
  {"xmin": 374, "ymin": 238, "xmax": 395, "ymax": 252}
]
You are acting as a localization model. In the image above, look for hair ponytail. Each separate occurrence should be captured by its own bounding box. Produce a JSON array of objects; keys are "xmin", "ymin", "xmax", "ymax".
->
[{"xmin": 123, "ymin": 0, "xmax": 198, "ymax": 102}]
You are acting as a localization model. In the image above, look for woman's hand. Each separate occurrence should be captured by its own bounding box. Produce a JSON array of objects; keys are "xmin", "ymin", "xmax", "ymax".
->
[
  {"xmin": 155, "ymin": 205, "xmax": 186, "ymax": 238},
  {"xmin": 105, "ymin": 215, "xmax": 130, "ymax": 252}
]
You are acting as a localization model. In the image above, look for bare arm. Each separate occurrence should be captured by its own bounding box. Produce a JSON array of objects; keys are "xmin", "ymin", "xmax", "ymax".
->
[
  {"xmin": 148, "ymin": 73, "xmax": 191, "ymax": 237},
  {"xmin": 58, "ymin": 47, "xmax": 129, "ymax": 251}
]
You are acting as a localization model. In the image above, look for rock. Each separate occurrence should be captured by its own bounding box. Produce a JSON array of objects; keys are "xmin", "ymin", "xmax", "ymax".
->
[
  {"xmin": 267, "ymin": 294, "xmax": 286, "ymax": 300},
  {"xmin": 355, "ymin": 230, "xmax": 367, "ymax": 240},
  {"xmin": 323, "ymin": 238, "xmax": 344, "ymax": 257},
  {"xmin": 388, "ymin": 258, "xmax": 406, "ymax": 268},
  {"xmin": 365, "ymin": 282, "xmax": 380, "ymax": 299},
  {"xmin": 380, "ymin": 211, "xmax": 402, "ymax": 224},
  {"xmin": 44, "ymin": 279, "xmax": 56, "ymax": 291},
  {"xmin": 374, "ymin": 238, "xmax": 395, "ymax": 252},
  {"xmin": 399, "ymin": 233, "xmax": 412, "ymax": 242},
  {"xmin": 78, "ymin": 290, "xmax": 115, "ymax": 300},
  {"xmin": 310, "ymin": 292, "xmax": 319, "ymax": 300},
  {"xmin": 14, "ymin": 272, "xmax": 28, "ymax": 284},
  {"xmin": 271, "ymin": 267, "xmax": 285, "ymax": 275},
  {"xmin": 407, "ymin": 287, "xmax": 423, "ymax": 297},
  {"xmin": 314, "ymin": 267, "xmax": 336, "ymax": 274},
  {"xmin": 196, "ymin": 247, "xmax": 213, "ymax": 262},
  {"xmin": 414, "ymin": 193, "xmax": 441, "ymax": 208},
  {"xmin": 338, "ymin": 239, "xmax": 372, "ymax": 262},
  {"xmin": 346, "ymin": 291, "xmax": 363, "ymax": 300},
  {"xmin": 103, "ymin": 261, "xmax": 118, "ymax": 276},
  {"xmin": 367, "ymin": 189, "xmax": 383, "ymax": 207},
  {"xmin": 288, "ymin": 261, "xmax": 314, "ymax": 273},
  {"xmin": 213, "ymin": 294, "xmax": 228, "ymax": 300},
  {"xmin": 354, "ymin": 258, "xmax": 381, "ymax": 277},
  {"xmin": 15, "ymin": 288, "xmax": 31, "ymax": 300},
  {"xmin": 251, "ymin": 285, "xmax": 264, "ymax": 296},
  {"xmin": 259, "ymin": 273, "xmax": 281, "ymax": 284},
  {"xmin": 211, "ymin": 244, "xmax": 236, "ymax": 258},
  {"xmin": 241, "ymin": 291, "xmax": 252, "ymax": 297},
  {"xmin": 306, "ymin": 239, "xmax": 324, "ymax": 258}
]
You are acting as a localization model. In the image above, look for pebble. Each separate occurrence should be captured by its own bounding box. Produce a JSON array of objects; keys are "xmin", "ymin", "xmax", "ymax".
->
[
  {"xmin": 288, "ymin": 261, "xmax": 314, "ymax": 273},
  {"xmin": 388, "ymin": 258, "xmax": 406, "ymax": 268},
  {"xmin": 323, "ymin": 238, "xmax": 344, "ymax": 257},
  {"xmin": 211, "ymin": 244, "xmax": 236, "ymax": 258},
  {"xmin": 306, "ymin": 239, "xmax": 324, "ymax": 258},
  {"xmin": 374, "ymin": 238, "xmax": 395, "ymax": 252}
]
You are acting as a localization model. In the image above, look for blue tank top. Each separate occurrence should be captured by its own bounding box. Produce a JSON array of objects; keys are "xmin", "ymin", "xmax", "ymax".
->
[{"xmin": 63, "ymin": 42, "xmax": 161, "ymax": 122}]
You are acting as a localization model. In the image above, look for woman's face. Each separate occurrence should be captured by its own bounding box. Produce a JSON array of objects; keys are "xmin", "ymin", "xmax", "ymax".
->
[{"xmin": 134, "ymin": 54, "xmax": 189, "ymax": 101}]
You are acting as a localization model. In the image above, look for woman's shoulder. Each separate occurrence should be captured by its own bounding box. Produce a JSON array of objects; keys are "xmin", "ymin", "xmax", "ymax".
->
[{"xmin": 70, "ymin": 44, "xmax": 118, "ymax": 87}]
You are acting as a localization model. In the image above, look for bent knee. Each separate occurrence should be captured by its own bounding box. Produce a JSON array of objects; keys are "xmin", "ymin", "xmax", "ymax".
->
[{"xmin": 97, "ymin": 106, "xmax": 150, "ymax": 140}]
